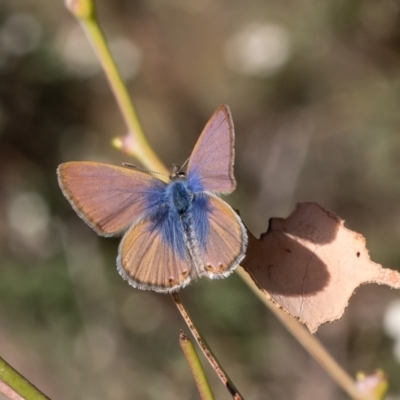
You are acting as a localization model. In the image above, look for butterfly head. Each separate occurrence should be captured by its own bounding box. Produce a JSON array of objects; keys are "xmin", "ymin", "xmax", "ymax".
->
[{"xmin": 169, "ymin": 163, "xmax": 186, "ymax": 181}]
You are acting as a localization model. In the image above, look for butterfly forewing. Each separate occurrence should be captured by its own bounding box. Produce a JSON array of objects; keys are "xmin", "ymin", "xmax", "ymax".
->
[
  {"xmin": 118, "ymin": 216, "xmax": 192, "ymax": 292},
  {"xmin": 187, "ymin": 105, "xmax": 236, "ymax": 194},
  {"xmin": 58, "ymin": 162, "xmax": 166, "ymax": 236},
  {"xmin": 199, "ymin": 195, "xmax": 247, "ymax": 278}
]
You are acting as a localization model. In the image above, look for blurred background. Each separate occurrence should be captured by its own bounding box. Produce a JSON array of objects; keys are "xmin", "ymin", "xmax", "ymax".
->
[{"xmin": 1, "ymin": 0, "xmax": 400, "ymax": 399}]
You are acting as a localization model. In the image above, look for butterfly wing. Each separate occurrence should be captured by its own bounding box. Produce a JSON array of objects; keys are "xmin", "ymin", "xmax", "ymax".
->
[
  {"xmin": 191, "ymin": 194, "xmax": 247, "ymax": 278},
  {"xmin": 187, "ymin": 105, "xmax": 236, "ymax": 194},
  {"xmin": 57, "ymin": 161, "xmax": 166, "ymax": 236},
  {"xmin": 117, "ymin": 212, "xmax": 192, "ymax": 293}
]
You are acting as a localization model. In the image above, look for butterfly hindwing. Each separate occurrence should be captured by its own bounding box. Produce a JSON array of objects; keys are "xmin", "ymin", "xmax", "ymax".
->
[
  {"xmin": 57, "ymin": 162, "xmax": 166, "ymax": 236},
  {"xmin": 117, "ymin": 211, "xmax": 192, "ymax": 293},
  {"xmin": 187, "ymin": 105, "xmax": 236, "ymax": 194},
  {"xmin": 190, "ymin": 193, "xmax": 247, "ymax": 278}
]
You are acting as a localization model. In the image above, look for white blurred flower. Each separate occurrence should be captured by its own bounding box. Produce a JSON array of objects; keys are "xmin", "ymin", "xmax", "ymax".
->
[
  {"xmin": 6, "ymin": 191, "xmax": 59, "ymax": 258},
  {"xmin": 109, "ymin": 37, "xmax": 142, "ymax": 82},
  {"xmin": 59, "ymin": 25, "xmax": 100, "ymax": 78},
  {"xmin": 225, "ymin": 22, "xmax": 291, "ymax": 77},
  {"xmin": 383, "ymin": 299, "xmax": 400, "ymax": 339},
  {"xmin": 57, "ymin": 25, "xmax": 141, "ymax": 81},
  {"xmin": 7, "ymin": 191, "xmax": 50, "ymax": 241}
]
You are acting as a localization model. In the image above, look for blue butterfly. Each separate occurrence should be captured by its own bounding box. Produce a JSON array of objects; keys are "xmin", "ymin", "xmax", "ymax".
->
[{"xmin": 57, "ymin": 105, "xmax": 247, "ymax": 293}]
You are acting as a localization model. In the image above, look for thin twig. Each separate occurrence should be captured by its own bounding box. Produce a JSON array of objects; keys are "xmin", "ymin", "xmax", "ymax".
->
[
  {"xmin": 179, "ymin": 330, "xmax": 215, "ymax": 400},
  {"xmin": 172, "ymin": 293, "xmax": 244, "ymax": 400},
  {"xmin": 0, "ymin": 356, "xmax": 50, "ymax": 400},
  {"xmin": 66, "ymin": 0, "xmax": 167, "ymax": 175},
  {"xmin": 237, "ymin": 268, "xmax": 375, "ymax": 400}
]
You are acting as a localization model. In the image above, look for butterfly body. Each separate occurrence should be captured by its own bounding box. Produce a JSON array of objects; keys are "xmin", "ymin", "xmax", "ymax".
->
[
  {"xmin": 168, "ymin": 177, "xmax": 193, "ymax": 214},
  {"xmin": 58, "ymin": 105, "xmax": 247, "ymax": 293},
  {"xmin": 138, "ymin": 172, "xmax": 212, "ymax": 278}
]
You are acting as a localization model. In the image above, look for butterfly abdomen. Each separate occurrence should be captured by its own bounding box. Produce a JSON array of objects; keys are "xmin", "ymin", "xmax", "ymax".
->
[{"xmin": 179, "ymin": 211, "xmax": 203, "ymax": 278}]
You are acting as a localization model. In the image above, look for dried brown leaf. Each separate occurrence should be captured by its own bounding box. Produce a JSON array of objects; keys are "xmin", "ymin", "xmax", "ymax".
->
[{"xmin": 242, "ymin": 202, "xmax": 400, "ymax": 333}]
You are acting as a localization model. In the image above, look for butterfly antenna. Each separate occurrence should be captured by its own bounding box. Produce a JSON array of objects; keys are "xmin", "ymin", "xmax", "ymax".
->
[
  {"xmin": 122, "ymin": 162, "xmax": 167, "ymax": 176},
  {"xmin": 179, "ymin": 157, "xmax": 190, "ymax": 172}
]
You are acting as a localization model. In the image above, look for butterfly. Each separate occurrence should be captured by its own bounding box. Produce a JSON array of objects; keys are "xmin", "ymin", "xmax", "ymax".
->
[{"xmin": 57, "ymin": 105, "xmax": 247, "ymax": 293}]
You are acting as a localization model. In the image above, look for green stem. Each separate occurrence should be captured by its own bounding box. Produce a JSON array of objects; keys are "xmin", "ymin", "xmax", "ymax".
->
[
  {"xmin": 67, "ymin": 2, "xmax": 243, "ymax": 398},
  {"xmin": 0, "ymin": 356, "xmax": 50, "ymax": 400},
  {"xmin": 172, "ymin": 293, "xmax": 244, "ymax": 400},
  {"xmin": 179, "ymin": 330, "xmax": 215, "ymax": 400},
  {"xmin": 67, "ymin": 0, "xmax": 167, "ymax": 175}
]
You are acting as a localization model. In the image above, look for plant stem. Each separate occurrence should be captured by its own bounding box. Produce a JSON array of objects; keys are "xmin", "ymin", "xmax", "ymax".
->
[
  {"xmin": 237, "ymin": 268, "xmax": 375, "ymax": 400},
  {"xmin": 179, "ymin": 330, "xmax": 215, "ymax": 400},
  {"xmin": 172, "ymin": 293, "xmax": 244, "ymax": 400},
  {"xmin": 67, "ymin": 2, "xmax": 244, "ymax": 397},
  {"xmin": 67, "ymin": 2, "xmax": 371, "ymax": 400},
  {"xmin": 0, "ymin": 356, "xmax": 50, "ymax": 400},
  {"xmin": 66, "ymin": 0, "xmax": 167, "ymax": 175}
]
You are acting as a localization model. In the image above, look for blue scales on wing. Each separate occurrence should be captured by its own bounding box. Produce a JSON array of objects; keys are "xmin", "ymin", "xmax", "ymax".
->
[{"xmin": 117, "ymin": 196, "xmax": 193, "ymax": 293}]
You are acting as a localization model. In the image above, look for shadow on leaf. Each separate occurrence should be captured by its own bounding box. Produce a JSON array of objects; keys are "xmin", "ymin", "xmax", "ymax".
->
[
  {"xmin": 242, "ymin": 202, "xmax": 336, "ymax": 296},
  {"xmin": 241, "ymin": 202, "xmax": 400, "ymax": 332}
]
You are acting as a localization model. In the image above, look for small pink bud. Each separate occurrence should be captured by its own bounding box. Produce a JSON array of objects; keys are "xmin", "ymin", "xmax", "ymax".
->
[{"xmin": 65, "ymin": 0, "xmax": 95, "ymax": 19}]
